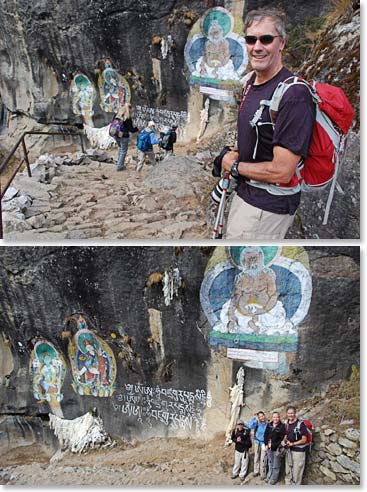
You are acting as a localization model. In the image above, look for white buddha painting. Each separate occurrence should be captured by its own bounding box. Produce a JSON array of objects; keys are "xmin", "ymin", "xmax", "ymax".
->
[{"xmin": 185, "ymin": 7, "xmax": 248, "ymax": 89}]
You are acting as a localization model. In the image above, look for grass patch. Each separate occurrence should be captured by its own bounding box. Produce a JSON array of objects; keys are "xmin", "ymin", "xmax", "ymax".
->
[
  {"xmin": 284, "ymin": 16, "xmax": 328, "ymax": 71},
  {"xmin": 326, "ymin": 365, "xmax": 360, "ymax": 425}
]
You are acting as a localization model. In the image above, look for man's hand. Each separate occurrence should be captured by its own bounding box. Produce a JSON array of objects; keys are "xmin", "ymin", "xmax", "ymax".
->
[{"xmin": 222, "ymin": 151, "xmax": 239, "ymax": 172}]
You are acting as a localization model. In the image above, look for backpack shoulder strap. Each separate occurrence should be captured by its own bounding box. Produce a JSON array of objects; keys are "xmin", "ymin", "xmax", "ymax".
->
[
  {"xmin": 239, "ymin": 70, "xmax": 256, "ymax": 112},
  {"xmin": 269, "ymin": 76, "xmax": 320, "ymax": 120}
]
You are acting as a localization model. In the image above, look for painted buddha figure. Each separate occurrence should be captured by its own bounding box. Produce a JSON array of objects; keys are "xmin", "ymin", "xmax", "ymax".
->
[
  {"xmin": 215, "ymin": 247, "xmax": 295, "ymax": 336},
  {"xmin": 193, "ymin": 20, "xmax": 237, "ymax": 80}
]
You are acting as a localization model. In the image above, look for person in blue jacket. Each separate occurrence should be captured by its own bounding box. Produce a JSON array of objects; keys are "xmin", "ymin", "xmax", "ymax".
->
[
  {"xmin": 136, "ymin": 120, "xmax": 161, "ymax": 171},
  {"xmin": 248, "ymin": 410, "xmax": 268, "ymax": 479}
]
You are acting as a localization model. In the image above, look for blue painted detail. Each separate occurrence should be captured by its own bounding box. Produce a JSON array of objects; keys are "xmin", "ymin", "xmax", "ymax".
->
[
  {"xmin": 208, "ymin": 267, "xmax": 237, "ymax": 320},
  {"xmin": 227, "ymin": 38, "xmax": 245, "ymax": 69},
  {"xmin": 272, "ymin": 265, "xmax": 302, "ymax": 320},
  {"xmin": 188, "ymin": 37, "xmax": 206, "ymax": 67}
]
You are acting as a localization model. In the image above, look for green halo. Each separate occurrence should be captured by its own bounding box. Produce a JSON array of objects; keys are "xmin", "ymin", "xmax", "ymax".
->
[
  {"xmin": 104, "ymin": 69, "xmax": 118, "ymax": 84},
  {"xmin": 75, "ymin": 75, "xmax": 89, "ymax": 87},
  {"xmin": 35, "ymin": 342, "xmax": 57, "ymax": 361},
  {"xmin": 78, "ymin": 332, "xmax": 99, "ymax": 354},
  {"xmin": 202, "ymin": 8, "xmax": 233, "ymax": 38},
  {"xmin": 229, "ymin": 246, "xmax": 280, "ymax": 268}
]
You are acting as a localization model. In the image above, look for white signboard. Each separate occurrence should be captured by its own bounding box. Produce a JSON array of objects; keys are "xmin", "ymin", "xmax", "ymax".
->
[
  {"xmin": 227, "ymin": 348, "xmax": 279, "ymax": 363},
  {"xmin": 199, "ymin": 86, "xmax": 233, "ymax": 101}
]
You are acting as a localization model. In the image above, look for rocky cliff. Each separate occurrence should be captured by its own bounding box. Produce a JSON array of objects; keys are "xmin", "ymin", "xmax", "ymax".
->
[
  {"xmin": 0, "ymin": 246, "xmax": 359, "ymax": 457},
  {"xmin": 0, "ymin": 0, "xmax": 332, "ymax": 132}
]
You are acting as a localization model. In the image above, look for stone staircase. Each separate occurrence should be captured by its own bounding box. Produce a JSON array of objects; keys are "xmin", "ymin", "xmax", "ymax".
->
[{"xmin": 2, "ymin": 148, "xmax": 217, "ymax": 240}]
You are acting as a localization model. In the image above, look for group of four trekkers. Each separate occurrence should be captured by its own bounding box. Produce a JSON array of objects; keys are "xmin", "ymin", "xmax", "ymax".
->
[{"xmin": 231, "ymin": 406, "xmax": 310, "ymax": 485}]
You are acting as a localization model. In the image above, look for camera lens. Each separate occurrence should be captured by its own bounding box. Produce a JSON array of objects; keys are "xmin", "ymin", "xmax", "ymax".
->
[
  {"xmin": 211, "ymin": 179, "xmax": 224, "ymax": 204},
  {"xmin": 211, "ymin": 178, "xmax": 235, "ymax": 204}
]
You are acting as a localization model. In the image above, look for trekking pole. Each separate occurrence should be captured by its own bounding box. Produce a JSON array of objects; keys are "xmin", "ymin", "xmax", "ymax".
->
[{"xmin": 212, "ymin": 172, "xmax": 230, "ymax": 239}]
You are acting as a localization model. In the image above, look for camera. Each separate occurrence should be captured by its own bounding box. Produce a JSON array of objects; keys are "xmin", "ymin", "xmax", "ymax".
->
[
  {"xmin": 211, "ymin": 176, "xmax": 236, "ymax": 204},
  {"xmin": 212, "ymin": 146, "xmax": 231, "ymax": 177}
]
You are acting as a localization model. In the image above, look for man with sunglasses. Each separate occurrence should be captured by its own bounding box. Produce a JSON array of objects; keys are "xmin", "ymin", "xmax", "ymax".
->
[{"xmin": 222, "ymin": 9, "xmax": 316, "ymax": 239}]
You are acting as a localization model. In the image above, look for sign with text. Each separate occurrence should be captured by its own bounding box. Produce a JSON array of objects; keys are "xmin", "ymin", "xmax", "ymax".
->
[{"xmin": 227, "ymin": 347, "xmax": 279, "ymax": 363}]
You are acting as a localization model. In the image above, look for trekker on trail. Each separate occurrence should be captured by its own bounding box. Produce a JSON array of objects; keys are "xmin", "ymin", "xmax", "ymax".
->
[
  {"xmin": 221, "ymin": 8, "xmax": 315, "ymax": 239},
  {"xmin": 160, "ymin": 124, "xmax": 178, "ymax": 158},
  {"xmin": 112, "ymin": 103, "xmax": 138, "ymax": 171},
  {"xmin": 231, "ymin": 419, "xmax": 252, "ymax": 482},
  {"xmin": 248, "ymin": 411, "xmax": 268, "ymax": 479},
  {"xmin": 136, "ymin": 121, "xmax": 161, "ymax": 172},
  {"xmin": 281, "ymin": 406, "xmax": 309, "ymax": 485},
  {"xmin": 264, "ymin": 411, "xmax": 286, "ymax": 484}
]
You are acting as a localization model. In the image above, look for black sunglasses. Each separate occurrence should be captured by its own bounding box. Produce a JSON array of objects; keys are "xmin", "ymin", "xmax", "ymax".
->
[{"xmin": 245, "ymin": 34, "xmax": 280, "ymax": 45}]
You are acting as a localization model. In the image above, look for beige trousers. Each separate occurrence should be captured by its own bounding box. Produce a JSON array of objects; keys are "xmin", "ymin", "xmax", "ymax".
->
[
  {"xmin": 253, "ymin": 443, "xmax": 267, "ymax": 478},
  {"xmin": 136, "ymin": 150, "xmax": 155, "ymax": 171},
  {"xmin": 226, "ymin": 193, "xmax": 295, "ymax": 239},
  {"xmin": 285, "ymin": 450, "xmax": 306, "ymax": 485},
  {"xmin": 233, "ymin": 449, "xmax": 249, "ymax": 479}
]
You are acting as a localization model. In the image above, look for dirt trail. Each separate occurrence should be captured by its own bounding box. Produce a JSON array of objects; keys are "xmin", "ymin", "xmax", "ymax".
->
[
  {"xmin": 0, "ymin": 435, "xmax": 270, "ymax": 486},
  {"xmin": 3, "ymin": 143, "xmax": 218, "ymax": 240}
]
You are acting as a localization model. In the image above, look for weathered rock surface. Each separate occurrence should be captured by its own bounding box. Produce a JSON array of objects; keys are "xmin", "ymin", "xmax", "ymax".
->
[
  {"xmin": 0, "ymin": 0, "xmax": 209, "ymax": 127},
  {"xmin": 3, "ymin": 148, "xmax": 216, "ymax": 239}
]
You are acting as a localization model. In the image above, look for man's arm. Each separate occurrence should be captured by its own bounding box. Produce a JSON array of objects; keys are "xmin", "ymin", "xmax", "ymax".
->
[
  {"xmin": 149, "ymin": 132, "xmax": 161, "ymax": 146},
  {"xmin": 222, "ymin": 146, "xmax": 301, "ymax": 184},
  {"xmin": 288, "ymin": 435, "xmax": 307, "ymax": 447}
]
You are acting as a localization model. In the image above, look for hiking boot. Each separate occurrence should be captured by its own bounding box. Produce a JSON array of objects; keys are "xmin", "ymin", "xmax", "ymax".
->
[
  {"xmin": 231, "ymin": 475, "xmax": 239, "ymax": 479},
  {"xmin": 116, "ymin": 167, "xmax": 125, "ymax": 171}
]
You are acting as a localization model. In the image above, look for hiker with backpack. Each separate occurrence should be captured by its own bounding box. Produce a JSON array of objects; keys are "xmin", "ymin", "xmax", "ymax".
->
[
  {"xmin": 281, "ymin": 406, "xmax": 311, "ymax": 485},
  {"xmin": 220, "ymin": 8, "xmax": 354, "ymax": 239},
  {"xmin": 231, "ymin": 419, "xmax": 252, "ymax": 482},
  {"xmin": 136, "ymin": 121, "xmax": 161, "ymax": 172},
  {"xmin": 263, "ymin": 411, "xmax": 286, "ymax": 485},
  {"xmin": 248, "ymin": 411, "xmax": 268, "ymax": 479},
  {"xmin": 160, "ymin": 124, "xmax": 177, "ymax": 158},
  {"xmin": 109, "ymin": 103, "xmax": 138, "ymax": 171}
]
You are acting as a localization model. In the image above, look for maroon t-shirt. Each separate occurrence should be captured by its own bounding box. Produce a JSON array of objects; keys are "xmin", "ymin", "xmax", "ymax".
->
[{"xmin": 236, "ymin": 67, "xmax": 315, "ymax": 215}]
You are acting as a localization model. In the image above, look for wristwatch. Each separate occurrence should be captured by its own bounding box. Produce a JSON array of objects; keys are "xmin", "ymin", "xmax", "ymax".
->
[{"xmin": 230, "ymin": 160, "xmax": 240, "ymax": 178}]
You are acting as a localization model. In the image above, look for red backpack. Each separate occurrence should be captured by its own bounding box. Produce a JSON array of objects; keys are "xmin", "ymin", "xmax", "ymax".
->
[
  {"xmin": 241, "ymin": 73, "xmax": 355, "ymax": 224},
  {"xmin": 286, "ymin": 418, "xmax": 313, "ymax": 452}
]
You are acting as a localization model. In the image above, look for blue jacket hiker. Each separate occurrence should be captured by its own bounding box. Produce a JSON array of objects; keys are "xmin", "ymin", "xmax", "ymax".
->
[
  {"xmin": 136, "ymin": 121, "xmax": 161, "ymax": 171},
  {"xmin": 249, "ymin": 411, "xmax": 268, "ymax": 479}
]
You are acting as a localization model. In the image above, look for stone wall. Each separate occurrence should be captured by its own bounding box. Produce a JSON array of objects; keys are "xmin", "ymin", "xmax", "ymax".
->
[{"xmin": 309, "ymin": 426, "xmax": 360, "ymax": 484}]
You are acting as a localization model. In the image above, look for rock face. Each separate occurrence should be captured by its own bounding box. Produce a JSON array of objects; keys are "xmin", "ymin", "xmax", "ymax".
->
[
  {"xmin": 0, "ymin": 246, "xmax": 359, "ymax": 452},
  {"xmin": 0, "ymin": 0, "xmax": 208, "ymax": 126},
  {"xmin": 287, "ymin": 0, "xmax": 360, "ymax": 239},
  {"xmin": 0, "ymin": 0, "xmax": 331, "ymax": 129}
]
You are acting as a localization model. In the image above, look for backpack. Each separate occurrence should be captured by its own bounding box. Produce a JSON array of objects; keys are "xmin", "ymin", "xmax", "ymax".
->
[
  {"xmin": 137, "ymin": 130, "xmax": 152, "ymax": 152},
  {"xmin": 109, "ymin": 118, "xmax": 125, "ymax": 138},
  {"xmin": 161, "ymin": 130, "xmax": 172, "ymax": 150},
  {"xmin": 286, "ymin": 418, "xmax": 313, "ymax": 452},
  {"xmin": 240, "ymin": 72, "xmax": 355, "ymax": 224}
]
